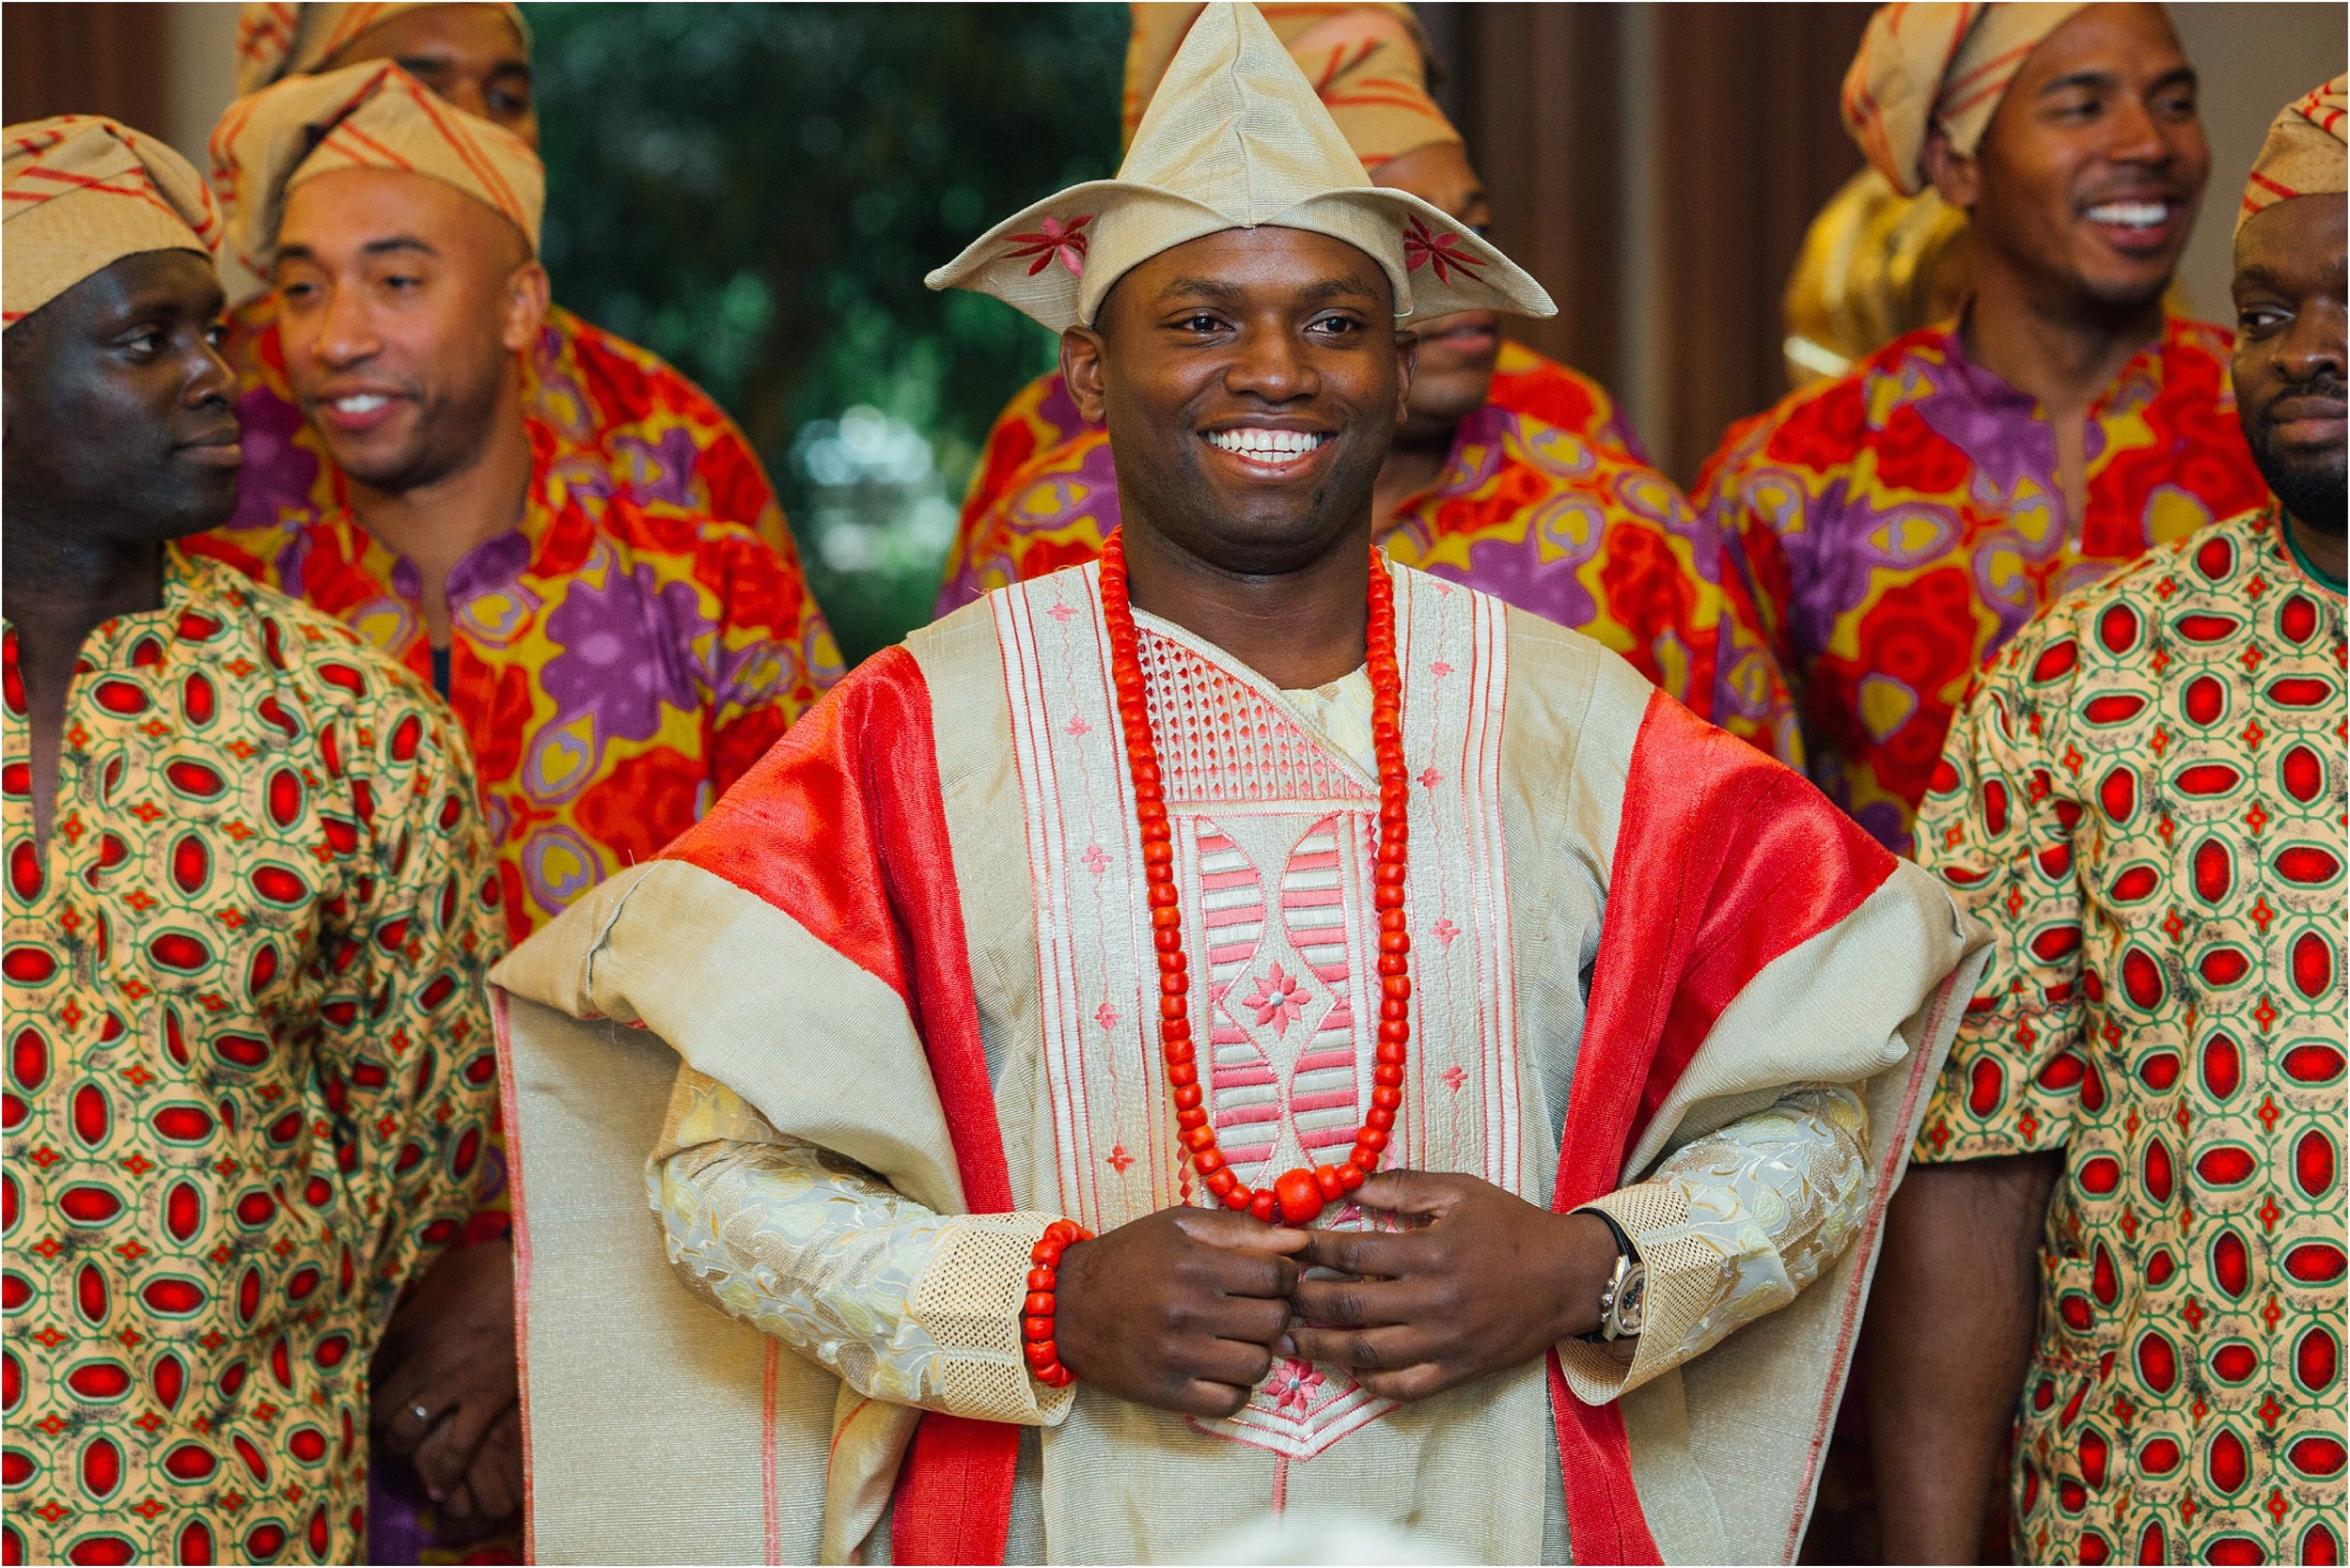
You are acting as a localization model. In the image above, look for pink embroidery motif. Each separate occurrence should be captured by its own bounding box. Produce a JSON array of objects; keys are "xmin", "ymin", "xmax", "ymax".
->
[
  {"xmin": 1432, "ymin": 917, "xmax": 1459, "ymax": 945},
  {"xmin": 1417, "ymin": 766, "xmax": 1444, "ymax": 789},
  {"xmin": 1081, "ymin": 843, "xmax": 1109, "ymax": 875},
  {"xmin": 1269, "ymin": 1358, "xmax": 1325, "ymax": 1415},
  {"xmin": 1106, "ymin": 1144, "xmax": 1134, "ymax": 1174},
  {"xmin": 1047, "ymin": 600, "xmax": 1078, "ymax": 623},
  {"xmin": 1243, "ymin": 962, "xmax": 1307, "ymax": 1033},
  {"xmin": 1430, "ymin": 660, "xmax": 1454, "ymax": 678},
  {"xmin": 1005, "ymin": 212, "xmax": 1092, "ymax": 277},
  {"xmin": 1093, "ymin": 1000, "xmax": 1120, "ymax": 1030},
  {"xmin": 1065, "ymin": 715, "xmax": 1091, "ymax": 738},
  {"xmin": 1442, "ymin": 1064, "xmax": 1467, "ymax": 1094},
  {"xmin": 1402, "ymin": 215, "xmax": 1485, "ymax": 286}
]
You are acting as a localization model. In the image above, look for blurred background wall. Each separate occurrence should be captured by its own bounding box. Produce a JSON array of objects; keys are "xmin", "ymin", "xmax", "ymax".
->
[{"xmin": 7, "ymin": 1, "xmax": 2342, "ymax": 663}]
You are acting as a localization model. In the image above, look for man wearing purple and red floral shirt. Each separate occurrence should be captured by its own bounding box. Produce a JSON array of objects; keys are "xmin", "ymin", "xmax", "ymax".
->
[{"xmin": 1696, "ymin": 2, "xmax": 2267, "ymax": 855}]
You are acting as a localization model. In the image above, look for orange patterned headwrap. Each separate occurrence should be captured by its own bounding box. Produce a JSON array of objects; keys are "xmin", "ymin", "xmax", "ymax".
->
[
  {"xmin": 2239, "ymin": 73, "xmax": 2348, "ymax": 234},
  {"xmin": 211, "ymin": 60, "xmax": 543, "ymax": 273},
  {"xmin": 4, "ymin": 116, "xmax": 223, "ymax": 325},
  {"xmin": 1842, "ymin": 3, "xmax": 2086, "ymax": 196},
  {"xmin": 1123, "ymin": 3, "xmax": 1458, "ymax": 170},
  {"xmin": 234, "ymin": 2, "xmax": 531, "ymax": 96}
]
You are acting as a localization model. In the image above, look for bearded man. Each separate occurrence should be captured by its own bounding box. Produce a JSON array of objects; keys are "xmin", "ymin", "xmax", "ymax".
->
[
  {"xmin": 1870, "ymin": 76, "xmax": 2347, "ymax": 1565},
  {"xmin": 219, "ymin": 2, "xmax": 837, "ymax": 650},
  {"xmin": 944, "ymin": 2, "xmax": 1792, "ymax": 755},
  {"xmin": 2, "ymin": 115, "xmax": 498, "ymax": 1565},
  {"xmin": 1697, "ymin": 2, "xmax": 2270, "ymax": 853},
  {"xmin": 190, "ymin": 62, "xmax": 830, "ymax": 1546},
  {"xmin": 491, "ymin": 8, "xmax": 1985, "ymax": 1561}
]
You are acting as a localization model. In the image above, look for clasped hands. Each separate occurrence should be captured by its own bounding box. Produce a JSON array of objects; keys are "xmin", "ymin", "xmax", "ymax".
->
[{"xmin": 1052, "ymin": 1169, "xmax": 1623, "ymax": 1418}]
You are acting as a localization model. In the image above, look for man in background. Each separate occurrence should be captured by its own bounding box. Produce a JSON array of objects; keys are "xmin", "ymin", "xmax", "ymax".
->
[
  {"xmin": 222, "ymin": 1, "xmax": 842, "ymax": 698},
  {"xmin": 3, "ymin": 114, "xmax": 498, "ymax": 1565},
  {"xmin": 942, "ymin": 1, "xmax": 1794, "ymax": 752},
  {"xmin": 194, "ymin": 61, "xmax": 831, "ymax": 1548},
  {"xmin": 1697, "ymin": 1, "xmax": 2269, "ymax": 852},
  {"xmin": 1871, "ymin": 75, "xmax": 2345, "ymax": 1564}
]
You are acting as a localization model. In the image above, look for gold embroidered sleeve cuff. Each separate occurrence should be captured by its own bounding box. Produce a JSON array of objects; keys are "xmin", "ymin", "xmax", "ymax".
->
[{"xmin": 1556, "ymin": 1087, "xmax": 1872, "ymax": 1404}]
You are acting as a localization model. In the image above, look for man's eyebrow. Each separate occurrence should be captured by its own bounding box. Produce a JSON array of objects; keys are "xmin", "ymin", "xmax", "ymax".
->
[
  {"xmin": 1296, "ymin": 276, "xmax": 1383, "ymax": 304},
  {"xmin": 362, "ymin": 236, "xmax": 438, "ymax": 258},
  {"xmin": 2036, "ymin": 67, "xmax": 2119, "ymax": 97},
  {"xmin": 1159, "ymin": 276, "xmax": 1242, "ymax": 302}
]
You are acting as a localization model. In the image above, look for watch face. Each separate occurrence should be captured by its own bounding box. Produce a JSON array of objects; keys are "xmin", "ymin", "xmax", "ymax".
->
[{"xmin": 1616, "ymin": 1268, "xmax": 1647, "ymax": 1334}]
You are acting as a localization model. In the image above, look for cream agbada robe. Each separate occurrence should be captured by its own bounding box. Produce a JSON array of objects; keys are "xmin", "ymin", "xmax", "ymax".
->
[{"xmin": 493, "ymin": 560, "xmax": 1985, "ymax": 1564}]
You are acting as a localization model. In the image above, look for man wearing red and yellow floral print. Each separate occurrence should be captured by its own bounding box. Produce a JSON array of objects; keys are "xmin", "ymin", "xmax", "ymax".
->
[
  {"xmin": 1697, "ymin": 3, "xmax": 2270, "ymax": 851},
  {"xmin": 219, "ymin": 3, "xmax": 832, "ymax": 615},
  {"xmin": 945, "ymin": 3, "xmax": 1795, "ymax": 753},
  {"xmin": 189, "ymin": 61, "xmax": 832, "ymax": 1550},
  {"xmin": 1868, "ymin": 75, "xmax": 2347, "ymax": 1565},
  {"xmin": 2, "ymin": 115, "xmax": 498, "ymax": 1566}
]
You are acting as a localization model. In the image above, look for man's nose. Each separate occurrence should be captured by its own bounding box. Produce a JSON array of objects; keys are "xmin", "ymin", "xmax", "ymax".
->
[
  {"xmin": 2280, "ymin": 296, "xmax": 2348, "ymax": 384},
  {"xmin": 2104, "ymin": 95, "xmax": 2178, "ymax": 169},
  {"xmin": 313, "ymin": 284, "xmax": 379, "ymax": 367},
  {"xmin": 1224, "ymin": 325, "xmax": 1317, "ymax": 402}
]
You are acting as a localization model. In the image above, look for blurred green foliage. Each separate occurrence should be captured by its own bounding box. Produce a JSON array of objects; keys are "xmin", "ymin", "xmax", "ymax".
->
[{"xmin": 524, "ymin": 3, "xmax": 1126, "ymax": 662}]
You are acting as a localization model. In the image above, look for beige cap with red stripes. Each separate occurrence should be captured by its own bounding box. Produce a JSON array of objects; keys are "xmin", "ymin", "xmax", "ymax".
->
[
  {"xmin": 3, "ymin": 116, "xmax": 224, "ymax": 325},
  {"xmin": 1841, "ymin": 3, "xmax": 2085, "ymax": 197},
  {"xmin": 209, "ymin": 58, "xmax": 542, "ymax": 274},
  {"xmin": 2239, "ymin": 74, "xmax": 2348, "ymax": 235}
]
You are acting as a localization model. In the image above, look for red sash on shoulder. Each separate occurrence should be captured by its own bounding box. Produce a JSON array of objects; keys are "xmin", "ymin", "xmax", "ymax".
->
[
  {"xmin": 1546, "ymin": 689, "xmax": 1891, "ymax": 1564},
  {"xmin": 666, "ymin": 647, "xmax": 1022, "ymax": 1563}
]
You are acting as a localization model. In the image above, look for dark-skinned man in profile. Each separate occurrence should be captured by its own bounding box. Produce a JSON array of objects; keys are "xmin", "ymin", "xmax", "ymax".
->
[
  {"xmin": 1875, "ymin": 74, "xmax": 2347, "ymax": 1567},
  {"xmin": 485, "ymin": 8, "xmax": 1984, "ymax": 1561},
  {"xmin": 1, "ymin": 116, "xmax": 497, "ymax": 1566}
]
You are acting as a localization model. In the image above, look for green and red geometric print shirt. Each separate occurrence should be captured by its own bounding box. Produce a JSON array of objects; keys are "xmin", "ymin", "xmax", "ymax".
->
[
  {"xmin": 1915, "ymin": 505, "xmax": 2346, "ymax": 1564},
  {"xmin": 2, "ymin": 551, "xmax": 500, "ymax": 1566}
]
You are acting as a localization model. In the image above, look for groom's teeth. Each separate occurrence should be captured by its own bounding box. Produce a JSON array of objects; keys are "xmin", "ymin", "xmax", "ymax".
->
[
  {"xmin": 2086, "ymin": 201, "xmax": 2169, "ymax": 227},
  {"xmin": 1207, "ymin": 428, "xmax": 1328, "ymax": 463},
  {"xmin": 333, "ymin": 394, "xmax": 389, "ymax": 415}
]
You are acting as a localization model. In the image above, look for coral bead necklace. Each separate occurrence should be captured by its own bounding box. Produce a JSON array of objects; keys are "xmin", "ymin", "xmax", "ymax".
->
[{"xmin": 1097, "ymin": 528, "xmax": 1411, "ymax": 1228}]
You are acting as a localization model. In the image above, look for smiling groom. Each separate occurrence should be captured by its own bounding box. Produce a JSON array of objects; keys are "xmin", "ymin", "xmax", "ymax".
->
[{"xmin": 492, "ymin": 7, "xmax": 1987, "ymax": 1562}]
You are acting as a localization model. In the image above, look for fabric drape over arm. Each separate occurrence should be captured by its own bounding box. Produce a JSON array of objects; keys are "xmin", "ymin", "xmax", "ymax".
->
[{"xmin": 652, "ymin": 1067, "xmax": 1074, "ymax": 1426}]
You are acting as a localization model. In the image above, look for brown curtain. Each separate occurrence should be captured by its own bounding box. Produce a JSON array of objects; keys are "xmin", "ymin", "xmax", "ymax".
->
[
  {"xmin": 3, "ymin": 4, "xmax": 171, "ymax": 132},
  {"xmin": 1650, "ymin": 3, "xmax": 1872, "ymax": 483},
  {"xmin": 1454, "ymin": 2, "xmax": 1871, "ymax": 486},
  {"xmin": 1456, "ymin": 4, "xmax": 1624, "ymax": 398}
]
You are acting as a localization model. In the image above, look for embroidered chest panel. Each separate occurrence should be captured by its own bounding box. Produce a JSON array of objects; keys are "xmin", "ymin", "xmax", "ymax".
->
[{"xmin": 992, "ymin": 561, "xmax": 1520, "ymax": 1458}]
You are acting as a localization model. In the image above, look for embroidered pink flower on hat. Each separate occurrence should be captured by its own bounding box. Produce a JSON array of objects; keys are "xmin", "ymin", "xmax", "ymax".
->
[
  {"xmin": 1005, "ymin": 212, "xmax": 1093, "ymax": 277},
  {"xmin": 1402, "ymin": 213, "xmax": 1484, "ymax": 286}
]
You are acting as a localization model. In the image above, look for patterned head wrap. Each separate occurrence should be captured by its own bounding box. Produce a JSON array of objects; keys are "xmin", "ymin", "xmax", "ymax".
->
[
  {"xmin": 1124, "ymin": 3, "xmax": 1459, "ymax": 171},
  {"xmin": 210, "ymin": 59, "xmax": 543, "ymax": 274},
  {"xmin": 2239, "ymin": 73, "xmax": 2348, "ymax": 234},
  {"xmin": 4, "ymin": 116, "xmax": 223, "ymax": 326},
  {"xmin": 234, "ymin": 2, "xmax": 531, "ymax": 96},
  {"xmin": 928, "ymin": 1, "xmax": 1550, "ymax": 333},
  {"xmin": 1842, "ymin": 3, "xmax": 2087, "ymax": 196}
]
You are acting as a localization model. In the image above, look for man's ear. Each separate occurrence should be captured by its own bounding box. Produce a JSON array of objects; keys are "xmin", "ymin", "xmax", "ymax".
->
[
  {"xmin": 1061, "ymin": 324, "xmax": 1108, "ymax": 424},
  {"xmin": 499, "ymin": 259, "xmax": 552, "ymax": 354},
  {"xmin": 1922, "ymin": 128, "xmax": 1981, "ymax": 212},
  {"xmin": 1393, "ymin": 325, "xmax": 1418, "ymax": 429}
]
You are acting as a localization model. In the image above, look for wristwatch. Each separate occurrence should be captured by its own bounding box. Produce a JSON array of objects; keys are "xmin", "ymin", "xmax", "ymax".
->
[{"xmin": 1577, "ymin": 1209, "xmax": 1646, "ymax": 1342}]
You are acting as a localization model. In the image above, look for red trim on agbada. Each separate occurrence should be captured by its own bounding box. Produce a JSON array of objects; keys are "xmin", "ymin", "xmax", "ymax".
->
[
  {"xmin": 1548, "ymin": 687, "xmax": 1894, "ymax": 1564},
  {"xmin": 664, "ymin": 647, "xmax": 1021, "ymax": 1563}
]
